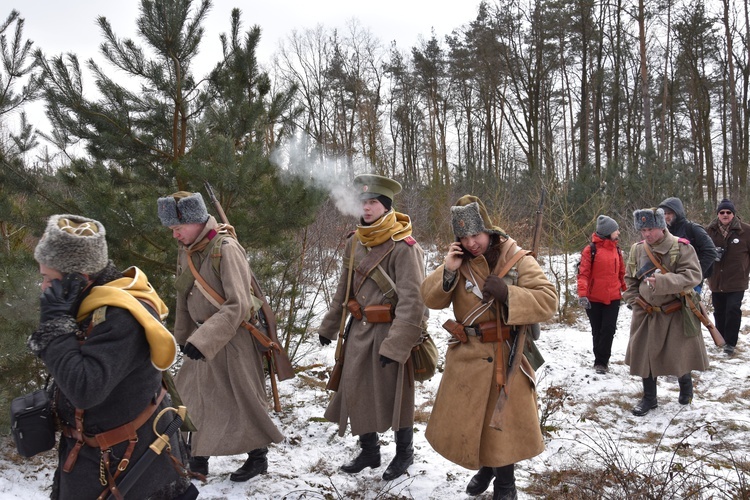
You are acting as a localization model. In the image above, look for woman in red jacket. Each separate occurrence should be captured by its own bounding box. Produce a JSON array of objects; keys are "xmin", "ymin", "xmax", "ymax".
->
[{"xmin": 577, "ymin": 215, "xmax": 627, "ymax": 374}]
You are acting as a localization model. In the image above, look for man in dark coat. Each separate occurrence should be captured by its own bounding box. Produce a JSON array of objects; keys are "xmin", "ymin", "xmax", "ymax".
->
[
  {"xmin": 706, "ymin": 199, "xmax": 750, "ymax": 355},
  {"xmin": 29, "ymin": 214, "xmax": 195, "ymax": 499},
  {"xmin": 658, "ymin": 197, "xmax": 717, "ymax": 291}
]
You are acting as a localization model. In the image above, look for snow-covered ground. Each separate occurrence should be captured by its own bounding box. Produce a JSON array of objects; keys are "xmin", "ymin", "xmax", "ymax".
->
[{"xmin": 2, "ymin": 256, "xmax": 749, "ymax": 499}]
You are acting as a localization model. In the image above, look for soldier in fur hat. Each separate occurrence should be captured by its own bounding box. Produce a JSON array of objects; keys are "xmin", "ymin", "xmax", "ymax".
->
[
  {"xmin": 157, "ymin": 191, "xmax": 284, "ymax": 482},
  {"xmin": 623, "ymin": 208, "xmax": 709, "ymax": 416},
  {"xmin": 318, "ymin": 174, "xmax": 428, "ymax": 481},
  {"xmin": 29, "ymin": 214, "xmax": 195, "ymax": 499},
  {"xmin": 420, "ymin": 195, "xmax": 557, "ymax": 499}
]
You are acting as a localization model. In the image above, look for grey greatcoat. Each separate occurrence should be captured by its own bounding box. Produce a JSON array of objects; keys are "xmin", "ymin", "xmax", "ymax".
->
[
  {"xmin": 319, "ymin": 235, "xmax": 426, "ymax": 437},
  {"xmin": 623, "ymin": 231, "xmax": 709, "ymax": 377},
  {"xmin": 174, "ymin": 216, "xmax": 283, "ymax": 456},
  {"xmin": 420, "ymin": 238, "xmax": 558, "ymax": 469}
]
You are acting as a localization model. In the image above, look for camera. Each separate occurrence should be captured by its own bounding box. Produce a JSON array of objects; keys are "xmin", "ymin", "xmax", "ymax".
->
[{"xmin": 715, "ymin": 247, "xmax": 725, "ymax": 262}]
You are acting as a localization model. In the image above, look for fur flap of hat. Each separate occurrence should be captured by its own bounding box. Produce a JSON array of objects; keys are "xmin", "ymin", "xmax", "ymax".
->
[
  {"xmin": 633, "ymin": 208, "xmax": 667, "ymax": 231},
  {"xmin": 157, "ymin": 192, "xmax": 209, "ymax": 227},
  {"xmin": 595, "ymin": 215, "xmax": 619, "ymax": 237},
  {"xmin": 34, "ymin": 214, "xmax": 109, "ymax": 275}
]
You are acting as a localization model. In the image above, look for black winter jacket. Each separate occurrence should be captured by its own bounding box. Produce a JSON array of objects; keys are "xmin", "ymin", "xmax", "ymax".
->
[{"xmin": 659, "ymin": 197, "xmax": 717, "ymax": 279}]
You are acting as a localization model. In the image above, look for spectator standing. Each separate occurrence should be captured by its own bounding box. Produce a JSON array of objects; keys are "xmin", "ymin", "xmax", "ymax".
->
[
  {"xmin": 706, "ymin": 199, "xmax": 750, "ymax": 355},
  {"xmin": 577, "ymin": 215, "xmax": 627, "ymax": 374},
  {"xmin": 658, "ymin": 197, "xmax": 717, "ymax": 292}
]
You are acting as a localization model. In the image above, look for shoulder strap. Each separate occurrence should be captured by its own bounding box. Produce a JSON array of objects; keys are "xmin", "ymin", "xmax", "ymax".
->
[
  {"xmin": 643, "ymin": 242, "xmax": 668, "ymax": 274},
  {"xmin": 590, "ymin": 241, "xmax": 597, "ymax": 263}
]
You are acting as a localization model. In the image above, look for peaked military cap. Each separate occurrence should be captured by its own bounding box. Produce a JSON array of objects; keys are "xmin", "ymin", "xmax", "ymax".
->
[{"xmin": 353, "ymin": 174, "xmax": 402, "ymax": 201}]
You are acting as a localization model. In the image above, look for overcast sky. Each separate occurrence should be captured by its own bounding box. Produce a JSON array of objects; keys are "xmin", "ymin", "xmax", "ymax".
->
[{"xmin": 17, "ymin": 1, "xmax": 482, "ymax": 73}]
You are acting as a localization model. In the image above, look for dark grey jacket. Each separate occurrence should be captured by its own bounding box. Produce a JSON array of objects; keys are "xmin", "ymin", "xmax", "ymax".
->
[
  {"xmin": 659, "ymin": 197, "xmax": 717, "ymax": 279},
  {"xmin": 32, "ymin": 264, "xmax": 190, "ymax": 499}
]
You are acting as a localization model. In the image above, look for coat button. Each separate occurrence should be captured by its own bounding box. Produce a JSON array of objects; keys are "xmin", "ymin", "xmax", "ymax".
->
[{"xmin": 486, "ymin": 357, "xmax": 493, "ymax": 363}]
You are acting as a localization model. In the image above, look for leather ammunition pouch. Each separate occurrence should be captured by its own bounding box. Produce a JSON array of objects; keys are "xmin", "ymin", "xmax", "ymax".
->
[
  {"xmin": 465, "ymin": 321, "xmax": 512, "ymax": 343},
  {"xmin": 346, "ymin": 298, "xmax": 363, "ymax": 321},
  {"xmin": 442, "ymin": 319, "xmax": 468, "ymax": 343},
  {"xmin": 363, "ymin": 303, "xmax": 394, "ymax": 323},
  {"xmin": 442, "ymin": 319, "xmax": 511, "ymax": 343}
]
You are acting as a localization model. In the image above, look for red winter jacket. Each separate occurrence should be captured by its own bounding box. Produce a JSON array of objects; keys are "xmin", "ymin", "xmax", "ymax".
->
[{"xmin": 577, "ymin": 233, "xmax": 627, "ymax": 305}]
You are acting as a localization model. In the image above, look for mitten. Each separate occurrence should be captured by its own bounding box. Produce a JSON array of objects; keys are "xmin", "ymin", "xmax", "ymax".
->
[
  {"xmin": 578, "ymin": 297, "xmax": 592, "ymax": 309},
  {"xmin": 183, "ymin": 343, "xmax": 205, "ymax": 360},
  {"xmin": 319, "ymin": 335, "xmax": 332, "ymax": 346},
  {"xmin": 379, "ymin": 355, "xmax": 395, "ymax": 367}
]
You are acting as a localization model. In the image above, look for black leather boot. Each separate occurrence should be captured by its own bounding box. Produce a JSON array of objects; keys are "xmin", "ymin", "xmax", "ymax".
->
[
  {"xmin": 632, "ymin": 375, "xmax": 658, "ymax": 416},
  {"xmin": 188, "ymin": 455, "xmax": 209, "ymax": 476},
  {"xmin": 383, "ymin": 427, "xmax": 414, "ymax": 481},
  {"xmin": 466, "ymin": 466, "xmax": 494, "ymax": 495},
  {"xmin": 678, "ymin": 373, "xmax": 693, "ymax": 405},
  {"xmin": 492, "ymin": 464, "xmax": 517, "ymax": 500},
  {"xmin": 229, "ymin": 447, "xmax": 268, "ymax": 482},
  {"xmin": 340, "ymin": 432, "xmax": 381, "ymax": 473}
]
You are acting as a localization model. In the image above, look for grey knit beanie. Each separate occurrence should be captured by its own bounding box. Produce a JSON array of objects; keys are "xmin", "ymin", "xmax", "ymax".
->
[
  {"xmin": 157, "ymin": 191, "xmax": 209, "ymax": 226},
  {"xmin": 34, "ymin": 214, "xmax": 109, "ymax": 274},
  {"xmin": 633, "ymin": 208, "xmax": 667, "ymax": 231},
  {"xmin": 595, "ymin": 215, "xmax": 619, "ymax": 238}
]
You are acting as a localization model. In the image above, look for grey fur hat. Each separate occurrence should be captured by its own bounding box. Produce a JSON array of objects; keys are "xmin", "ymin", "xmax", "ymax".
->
[
  {"xmin": 34, "ymin": 214, "xmax": 108, "ymax": 275},
  {"xmin": 157, "ymin": 191, "xmax": 209, "ymax": 227},
  {"xmin": 596, "ymin": 215, "xmax": 619, "ymax": 238},
  {"xmin": 633, "ymin": 208, "xmax": 667, "ymax": 231},
  {"xmin": 451, "ymin": 198, "xmax": 506, "ymax": 239}
]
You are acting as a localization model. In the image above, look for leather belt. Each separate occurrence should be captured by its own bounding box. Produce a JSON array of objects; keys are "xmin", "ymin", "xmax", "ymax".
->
[
  {"xmin": 61, "ymin": 387, "xmax": 166, "ymax": 449},
  {"xmin": 464, "ymin": 323, "xmax": 512, "ymax": 343}
]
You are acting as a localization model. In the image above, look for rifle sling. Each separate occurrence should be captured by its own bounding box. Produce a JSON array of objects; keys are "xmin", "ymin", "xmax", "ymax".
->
[{"xmin": 186, "ymin": 250, "xmax": 281, "ymax": 357}]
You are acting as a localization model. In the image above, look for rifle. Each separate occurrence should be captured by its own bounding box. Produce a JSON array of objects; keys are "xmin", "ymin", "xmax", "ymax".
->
[
  {"xmin": 325, "ymin": 242, "xmax": 356, "ymax": 391},
  {"xmin": 489, "ymin": 189, "xmax": 545, "ymax": 431},
  {"xmin": 203, "ymin": 182, "xmax": 295, "ymax": 410}
]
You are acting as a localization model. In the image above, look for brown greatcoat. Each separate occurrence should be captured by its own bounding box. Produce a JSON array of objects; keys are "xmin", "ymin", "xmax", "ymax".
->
[
  {"xmin": 420, "ymin": 237, "xmax": 557, "ymax": 469},
  {"xmin": 319, "ymin": 235, "xmax": 426, "ymax": 437},
  {"xmin": 623, "ymin": 231, "xmax": 709, "ymax": 377},
  {"xmin": 173, "ymin": 216, "xmax": 283, "ymax": 456}
]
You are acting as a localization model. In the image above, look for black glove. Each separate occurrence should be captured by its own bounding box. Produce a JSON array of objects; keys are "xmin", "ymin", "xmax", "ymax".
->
[
  {"xmin": 40, "ymin": 273, "xmax": 87, "ymax": 323},
  {"xmin": 380, "ymin": 355, "xmax": 395, "ymax": 367},
  {"xmin": 183, "ymin": 343, "xmax": 205, "ymax": 360},
  {"xmin": 319, "ymin": 335, "xmax": 332, "ymax": 346},
  {"xmin": 482, "ymin": 275, "xmax": 508, "ymax": 304}
]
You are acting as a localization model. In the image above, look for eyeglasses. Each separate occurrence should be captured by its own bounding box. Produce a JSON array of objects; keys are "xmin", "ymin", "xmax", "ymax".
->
[{"xmin": 719, "ymin": 211, "xmax": 733, "ymax": 215}]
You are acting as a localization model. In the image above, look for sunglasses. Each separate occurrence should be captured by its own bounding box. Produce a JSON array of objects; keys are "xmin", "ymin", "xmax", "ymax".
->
[{"xmin": 719, "ymin": 210, "xmax": 733, "ymax": 215}]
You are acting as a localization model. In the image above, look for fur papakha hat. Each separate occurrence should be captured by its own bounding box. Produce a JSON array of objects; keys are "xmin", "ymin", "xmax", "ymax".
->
[
  {"xmin": 34, "ymin": 214, "xmax": 108, "ymax": 275},
  {"xmin": 633, "ymin": 208, "xmax": 667, "ymax": 231},
  {"xmin": 451, "ymin": 195, "xmax": 507, "ymax": 239},
  {"xmin": 596, "ymin": 215, "xmax": 619, "ymax": 238},
  {"xmin": 157, "ymin": 191, "xmax": 209, "ymax": 227}
]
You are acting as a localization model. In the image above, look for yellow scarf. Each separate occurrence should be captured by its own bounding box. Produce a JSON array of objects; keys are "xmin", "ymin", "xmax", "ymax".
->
[
  {"xmin": 356, "ymin": 210, "xmax": 413, "ymax": 248},
  {"xmin": 77, "ymin": 266, "xmax": 177, "ymax": 371}
]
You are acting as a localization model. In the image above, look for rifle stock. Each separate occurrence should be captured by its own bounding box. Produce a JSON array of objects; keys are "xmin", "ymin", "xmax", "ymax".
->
[{"xmin": 696, "ymin": 300, "xmax": 726, "ymax": 347}]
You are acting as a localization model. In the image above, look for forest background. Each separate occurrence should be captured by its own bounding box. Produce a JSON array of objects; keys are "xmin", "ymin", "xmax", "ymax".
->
[{"xmin": 1, "ymin": 0, "xmax": 749, "ymax": 450}]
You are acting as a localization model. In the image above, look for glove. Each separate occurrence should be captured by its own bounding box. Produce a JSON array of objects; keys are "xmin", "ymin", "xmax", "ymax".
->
[
  {"xmin": 578, "ymin": 297, "xmax": 591, "ymax": 309},
  {"xmin": 319, "ymin": 335, "xmax": 332, "ymax": 346},
  {"xmin": 40, "ymin": 273, "xmax": 87, "ymax": 323},
  {"xmin": 482, "ymin": 275, "xmax": 508, "ymax": 304},
  {"xmin": 379, "ymin": 355, "xmax": 395, "ymax": 367},
  {"xmin": 183, "ymin": 343, "xmax": 205, "ymax": 360}
]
